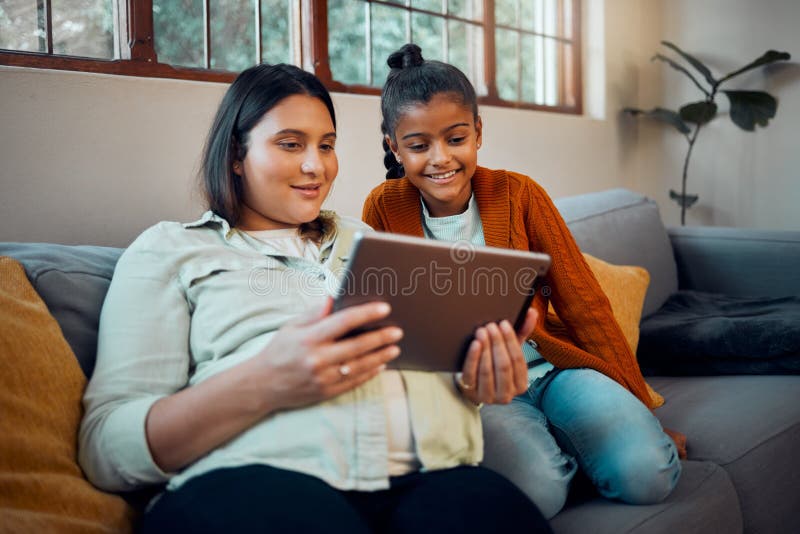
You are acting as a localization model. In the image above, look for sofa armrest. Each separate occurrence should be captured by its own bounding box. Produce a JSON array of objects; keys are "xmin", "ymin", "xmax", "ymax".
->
[{"xmin": 668, "ymin": 226, "xmax": 800, "ymax": 297}]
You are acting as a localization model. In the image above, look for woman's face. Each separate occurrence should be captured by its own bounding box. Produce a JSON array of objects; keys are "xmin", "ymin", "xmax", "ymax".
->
[
  {"xmin": 387, "ymin": 93, "xmax": 482, "ymax": 217},
  {"xmin": 235, "ymin": 94, "xmax": 337, "ymax": 231}
]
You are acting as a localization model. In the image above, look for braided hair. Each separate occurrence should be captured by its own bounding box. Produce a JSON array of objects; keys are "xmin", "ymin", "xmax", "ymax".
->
[{"xmin": 380, "ymin": 43, "xmax": 479, "ymax": 179}]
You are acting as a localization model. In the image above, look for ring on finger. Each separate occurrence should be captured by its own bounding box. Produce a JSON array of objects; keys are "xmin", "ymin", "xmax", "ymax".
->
[
  {"xmin": 455, "ymin": 372, "xmax": 473, "ymax": 391},
  {"xmin": 338, "ymin": 364, "xmax": 351, "ymax": 377}
]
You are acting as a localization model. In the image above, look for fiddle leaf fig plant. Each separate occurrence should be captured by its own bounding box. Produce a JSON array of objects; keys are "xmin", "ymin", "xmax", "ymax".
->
[{"xmin": 625, "ymin": 41, "xmax": 791, "ymax": 225}]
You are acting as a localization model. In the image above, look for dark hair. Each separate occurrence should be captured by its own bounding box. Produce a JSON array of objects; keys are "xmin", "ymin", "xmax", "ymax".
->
[
  {"xmin": 380, "ymin": 43, "xmax": 479, "ymax": 179},
  {"xmin": 201, "ymin": 63, "xmax": 336, "ymax": 241}
]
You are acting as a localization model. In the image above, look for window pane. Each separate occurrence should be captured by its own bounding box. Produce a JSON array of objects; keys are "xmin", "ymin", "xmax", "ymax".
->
[
  {"xmin": 563, "ymin": 0, "xmax": 573, "ymax": 39},
  {"xmin": 411, "ymin": 0, "xmax": 442, "ymax": 13},
  {"xmin": 520, "ymin": 0, "xmax": 535, "ymax": 32},
  {"xmin": 0, "ymin": 0, "xmax": 41, "ymax": 52},
  {"xmin": 328, "ymin": 0, "xmax": 368, "ymax": 85},
  {"xmin": 544, "ymin": 35, "xmax": 557, "ymax": 105},
  {"xmin": 544, "ymin": 0, "xmax": 558, "ymax": 36},
  {"xmin": 209, "ymin": 0, "xmax": 256, "ymax": 72},
  {"xmin": 494, "ymin": 0, "xmax": 517, "ymax": 28},
  {"xmin": 448, "ymin": 0, "xmax": 482, "ymax": 20},
  {"xmin": 447, "ymin": 20, "xmax": 485, "ymax": 96},
  {"xmin": 154, "ymin": 0, "xmax": 204, "ymax": 68},
  {"xmin": 261, "ymin": 0, "xmax": 292, "ymax": 65},
  {"xmin": 520, "ymin": 34, "xmax": 543, "ymax": 104},
  {"xmin": 495, "ymin": 28, "xmax": 518, "ymax": 101},
  {"xmin": 411, "ymin": 13, "xmax": 443, "ymax": 62},
  {"xmin": 370, "ymin": 3, "xmax": 407, "ymax": 87},
  {"xmin": 51, "ymin": 0, "xmax": 113, "ymax": 58}
]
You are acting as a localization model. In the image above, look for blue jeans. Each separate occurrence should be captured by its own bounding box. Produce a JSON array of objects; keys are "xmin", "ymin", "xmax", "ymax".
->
[{"xmin": 480, "ymin": 368, "xmax": 681, "ymax": 519}]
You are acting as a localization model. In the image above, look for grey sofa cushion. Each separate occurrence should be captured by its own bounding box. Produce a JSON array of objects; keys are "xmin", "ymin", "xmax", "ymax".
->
[
  {"xmin": 0, "ymin": 242, "xmax": 123, "ymax": 378},
  {"xmin": 669, "ymin": 226, "xmax": 800, "ymax": 297},
  {"xmin": 648, "ymin": 375, "xmax": 800, "ymax": 534},
  {"xmin": 551, "ymin": 460, "xmax": 741, "ymax": 534},
  {"xmin": 556, "ymin": 188, "xmax": 678, "ymax": 317},
  {"xmin": 638, "ymin": 291, "xmax": 800, "ymax": 375}
]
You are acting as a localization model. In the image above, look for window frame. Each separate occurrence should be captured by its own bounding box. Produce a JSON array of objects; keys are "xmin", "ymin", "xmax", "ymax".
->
[{"xmin": 0, "ymin": 0, "xmax": 582, "ymax": 114}]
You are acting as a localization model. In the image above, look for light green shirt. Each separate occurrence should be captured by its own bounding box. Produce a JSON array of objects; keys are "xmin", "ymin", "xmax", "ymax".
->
[
  {"xmin": 420, "ymin": 195, "xmax": 553, "ymax": 384},
  {"xmin": 79, "ymin": 211, "xmax": 482, "ymax": 493}
]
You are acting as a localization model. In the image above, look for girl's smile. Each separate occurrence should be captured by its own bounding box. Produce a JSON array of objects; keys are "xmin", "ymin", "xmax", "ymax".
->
[{"xmin": 425, "ymin": 168, "xmax": 460, "ymax": 183}]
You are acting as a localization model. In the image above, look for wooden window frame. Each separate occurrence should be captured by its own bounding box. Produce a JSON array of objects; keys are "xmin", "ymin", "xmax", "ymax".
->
[
  {"xmin": 0, "ymin": 0, "xmax": 582, "ymax": 114},
  {"xmin": 0, "ymin": 0, "xmax": 236, "ymax": 83}
]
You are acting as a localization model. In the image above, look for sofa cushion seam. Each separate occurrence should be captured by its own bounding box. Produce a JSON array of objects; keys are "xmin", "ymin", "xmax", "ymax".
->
[
  {"xmin": 696, "ymin": 420, "xmax": 800, "ymax": 467},
  {"xmin": 30, "ymin": 269, "xmax": 114, "ymax": 284},
  {"xmin": 560, "ymin": 198, "xmax": 651, "ymax": 225},
  {"xmin": 669, "ymin": 235, "xmax": 800, "ymax": 245},
  {"xmin": 623, "ymin": 463, "xmax": 729, "ymax": 533}
]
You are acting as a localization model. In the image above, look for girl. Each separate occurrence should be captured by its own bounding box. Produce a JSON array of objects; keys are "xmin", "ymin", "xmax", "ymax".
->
[
  {"xmin": 79, "ymin": 63, "xmax": 551, "ymax": 533},
  {"xmin": 363, "ymin": 43, "xmax": 682, "ymax": 519}
]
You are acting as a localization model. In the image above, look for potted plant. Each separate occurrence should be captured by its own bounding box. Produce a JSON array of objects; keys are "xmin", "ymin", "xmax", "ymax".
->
[{"xmin": 625, "ymin": 41, "xmax": 791, "ymax": 225}]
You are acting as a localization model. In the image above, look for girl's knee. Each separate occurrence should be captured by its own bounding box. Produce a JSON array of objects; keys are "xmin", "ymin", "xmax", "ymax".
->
[{"xmin": 598, "ymin": 442, "xmax": 681, "ymax": 504}]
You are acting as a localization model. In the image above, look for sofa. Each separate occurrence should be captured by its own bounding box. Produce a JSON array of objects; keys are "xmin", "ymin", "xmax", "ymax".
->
[{"xmin": 1, "ymin": 188, "xmax": 798, "ymax": 533}]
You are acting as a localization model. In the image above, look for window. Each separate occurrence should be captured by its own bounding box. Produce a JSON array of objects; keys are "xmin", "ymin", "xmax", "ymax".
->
[
  {"xmin": 0, "ymin": 0, "xmax": 581, "ymax": 113},
  {"xmin": 0, "ymin": 0, "xmax": 114, "ymax": 59},
  {"xmin": 326, "ymin": 1, "xmax": 486, "ymax": 92}
]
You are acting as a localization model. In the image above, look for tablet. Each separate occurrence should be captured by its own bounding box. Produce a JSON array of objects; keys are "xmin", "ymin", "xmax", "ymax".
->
[{"xmin": 332, "ymin": 231, "xmax": 551, "ymax": 372}]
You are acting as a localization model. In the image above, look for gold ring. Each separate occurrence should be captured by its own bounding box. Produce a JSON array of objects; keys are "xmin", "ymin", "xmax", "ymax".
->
[{"xmin": 338, "ymin": 364, "xmax": 351, "ymax": 377}]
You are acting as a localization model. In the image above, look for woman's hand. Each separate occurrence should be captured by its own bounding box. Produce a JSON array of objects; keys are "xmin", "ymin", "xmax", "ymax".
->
[
  {"xmin": 248, "ymin": 298, "xmax": 402, "ymax": 412},
  {"xmin": 145, "ymin": 298, "xmax": 400, "ymax": 474},
  {"xmin": 456, "ymin": 308, "xmax": 539, "ymax": 405}
]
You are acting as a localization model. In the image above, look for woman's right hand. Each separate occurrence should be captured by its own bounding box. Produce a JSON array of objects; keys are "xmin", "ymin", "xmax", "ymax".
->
[
  {"xmin": 248, "ymin": 298, "xmax": 402, "ymax": 412},
  {"xmin": 145, "ymin": 298, "xmax": 400, "ymax": 473}
]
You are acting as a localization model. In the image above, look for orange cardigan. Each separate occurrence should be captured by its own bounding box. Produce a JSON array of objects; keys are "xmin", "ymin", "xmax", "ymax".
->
[{"xmin": 362, "ymin": 166, "xmax": 656, "ymax": 409}]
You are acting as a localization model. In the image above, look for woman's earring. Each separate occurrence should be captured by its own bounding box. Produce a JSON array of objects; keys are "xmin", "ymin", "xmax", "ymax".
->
[{"xmin": 395, "ymin": 155, "xmax": 402, "ymax": 164}]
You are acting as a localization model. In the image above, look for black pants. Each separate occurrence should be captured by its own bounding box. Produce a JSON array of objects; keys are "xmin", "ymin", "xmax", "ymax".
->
[{"xmin": 141, "ymin": 464, "xmax": 552, "ymax": 534}]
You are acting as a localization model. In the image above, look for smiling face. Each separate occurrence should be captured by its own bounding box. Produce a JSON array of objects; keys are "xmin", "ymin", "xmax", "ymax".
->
[
  {"xmin": 234, "ymin": 93, "xmax": 338, "ymax": 231},
  {"xmin": 387, "ymin": 93, "xmax": 482, "ymax": 217}
]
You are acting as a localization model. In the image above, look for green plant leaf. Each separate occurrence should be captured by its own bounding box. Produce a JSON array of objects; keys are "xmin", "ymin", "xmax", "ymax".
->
[
  {"xmin": 669, "ymin": 189, "xmax": 699, "ymax": 209},
  {"xmin": 723, "ymin": 90, "xmax": 778, "ymax": 131},
  {"xmin": 624, "ymin": 107, "xmax": 691, "ymax": 135},
  {"xmin": 661, "ymin": 41, "xmax": 717, "ymax": 87},
  {"xmin": 680, "ymin": 101, "xmax": 718, "ymax": 124},
  {"xmin": 718, "ymin": 50, "xmax": 791, "ymax": 84},
  {"xmin": 652, "ymin": 53, "xmax": 710, "ymax": 96}
]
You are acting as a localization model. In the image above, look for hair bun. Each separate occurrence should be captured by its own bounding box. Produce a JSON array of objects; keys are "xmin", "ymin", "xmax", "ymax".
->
[{"xmin": 387, "ymin": 43, "xmax": 424, "ymax": 70}]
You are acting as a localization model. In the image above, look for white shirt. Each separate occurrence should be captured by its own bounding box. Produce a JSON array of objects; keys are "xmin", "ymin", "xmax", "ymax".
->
[{"xmin": 79, "ymin": 212, "xmax": 479, "ymax": 493}]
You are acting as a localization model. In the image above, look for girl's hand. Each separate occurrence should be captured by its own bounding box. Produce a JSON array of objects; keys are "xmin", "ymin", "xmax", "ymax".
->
[
  {"xmin": 457, "ymin": 308, "xmax": 539, "ymax": 405},
  {"xmin": 248, "ymin": 298, "xmax": 402, "ymax": 412}
]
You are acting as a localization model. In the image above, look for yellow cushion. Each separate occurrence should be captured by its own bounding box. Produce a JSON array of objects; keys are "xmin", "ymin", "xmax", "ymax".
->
[
  {"xmin": 0, "ymin": 257, "xmax": 134, "ymax": 533},
  {"xmin": 547, "ymin": 253, "xmax": 664, "ymax": 408}
]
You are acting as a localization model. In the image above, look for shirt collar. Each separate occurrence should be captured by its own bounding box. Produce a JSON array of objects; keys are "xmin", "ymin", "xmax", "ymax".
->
[
  {"xmin": 183, "ymin": 210, "xmax": 233, "ymax": 237},
  {"xmin": 183, "ymin": 210, "xmax": 339, "ymax": 258},
  {"xmin": 420, "ymin": 192, "xmax": 476, "ymax": 222}
]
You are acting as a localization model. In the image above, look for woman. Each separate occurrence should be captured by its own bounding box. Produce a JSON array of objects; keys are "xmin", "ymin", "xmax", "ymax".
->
[{"xmin": 78, "ymin": 63, "xmax": 550, "ymax": 533}]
